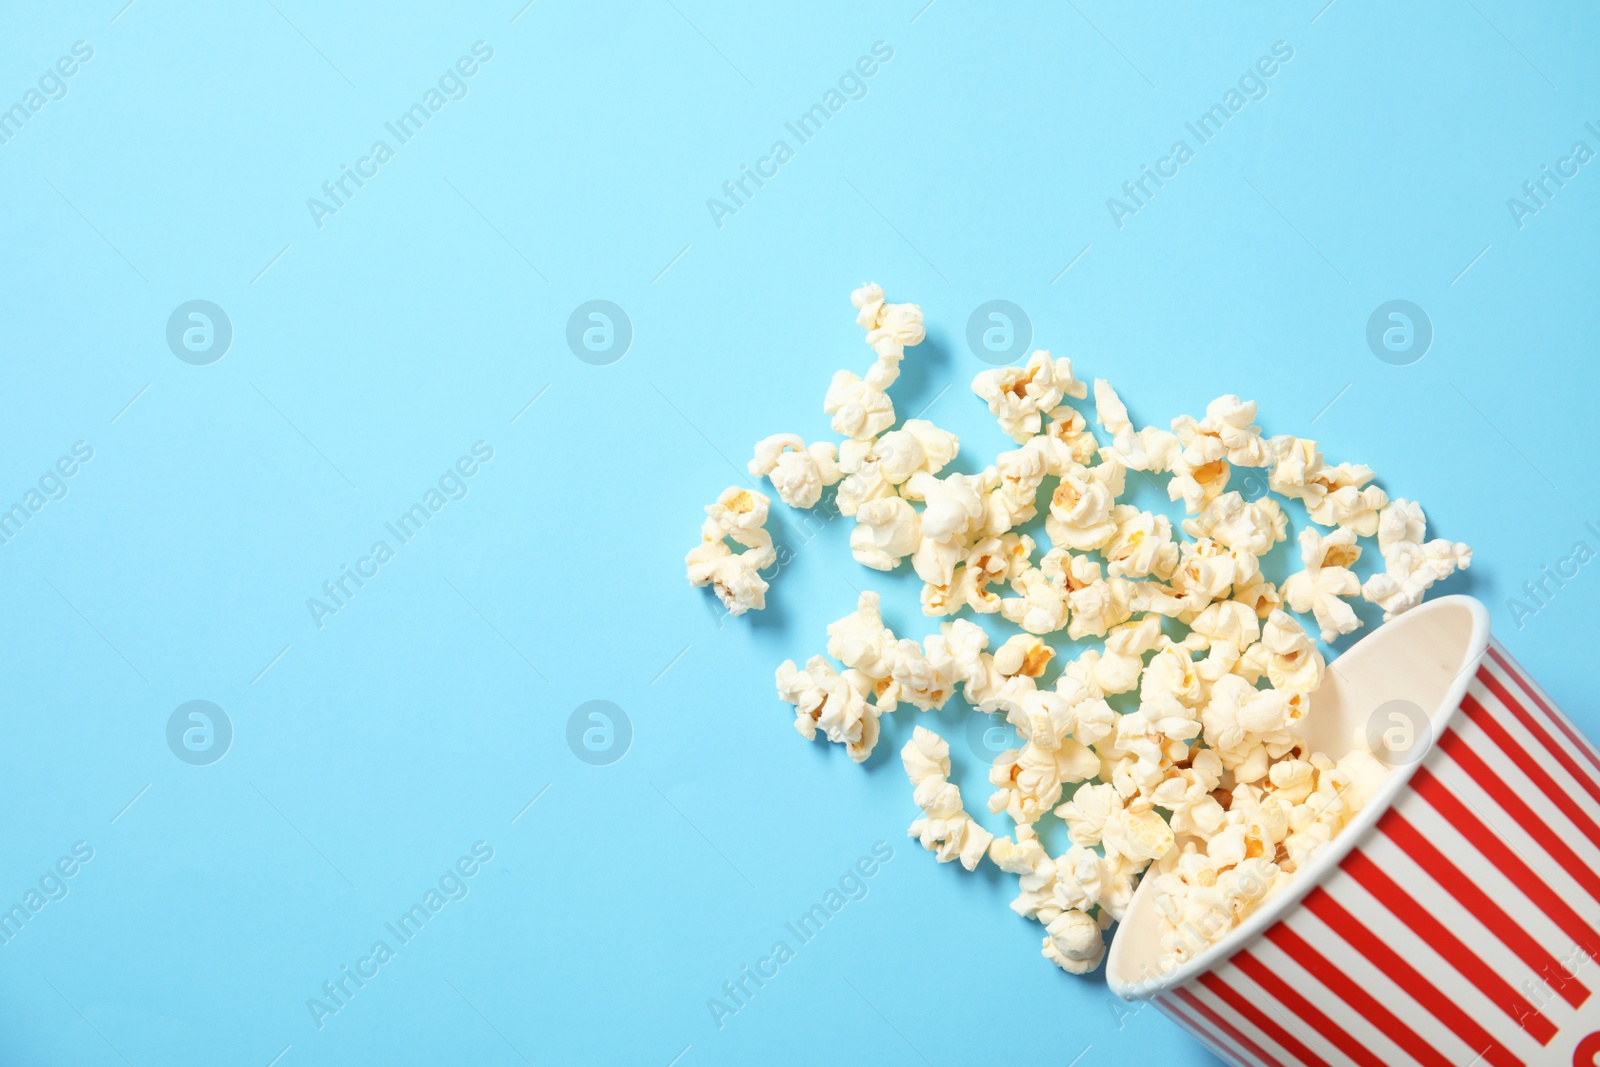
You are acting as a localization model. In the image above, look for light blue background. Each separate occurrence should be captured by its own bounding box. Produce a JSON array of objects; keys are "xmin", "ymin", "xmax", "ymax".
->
[{"xmin": 1, "ymin": 1, "xmax": 1596, "ymax": 1064}]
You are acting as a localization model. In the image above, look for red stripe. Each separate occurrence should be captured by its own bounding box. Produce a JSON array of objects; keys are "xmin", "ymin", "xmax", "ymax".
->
[
  {"xmin": 1233, "ymin": 949, "xmax": 1387, "ymax": 1067},
  {"xmin": 1176, "ymin": 987, "xmax": 1283, "ymax": 1067},
  {"xmin": 1487, "ymin": 644, "xmax": 1600, "ymax": 778},
  {"xmin": 1386, "ymin": 793, "xmax": 1591, "ymax": 1007},
  {"xmin": 1438, "ymin": 725, "xmax": 1600, "ymax": 903},
  {"xmin": 1304, "ymin": 886, "xmax": 1523, "ymax": 1067},
  {"xmin": 1201, "ymin": 971, "xmax": 1331, "ymax": 1067},
  {"xmin": 1266, "ymin": 922, "xmax": 1452, "ymax": 1067},
  {"xmin": 1161, "ymin": 993, "xmax": 1261, "ymax": 1067},
  {"xmin": 1462, "ymin": 691, "xmax": 1600, "ymax": 850},
  {"xmin": 1478, "ymin": 663, "xmax": 1600, "ymax": 810},
  {"xmin": 1342, "ymin": 849, "xmax": 1557, "ymax": 1045}
]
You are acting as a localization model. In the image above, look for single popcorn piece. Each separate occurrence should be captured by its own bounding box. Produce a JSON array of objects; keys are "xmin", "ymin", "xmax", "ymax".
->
[
  {"xmin": 1045, "ymin": 460, "xmax": 1124, "ymax": 552},
  {"xmin": 826, "ymin": 591, "xmax": 899, "ymax": 683},
  {"xmin": 823, "ymin": 370, "xmax": 896, "ymax": 441},
  {"xmin": 1103, "ymin": 505, "xmax": 1181, "ymax": 581},
  {"xmin": 1282, "ymin": 526, "xmax": 1363, "ymax": 643},
  {"xmin": 1181, "ymin": 492, "xmax": 1287, "ymax": 557},
  {"xmin": 748, "ymin": 434, "xmax": 842, "ymax": 509},
  {"xmin": 850, "ymin": 496, "xmax": 922, "ymax": 571},
  {"xmin": 851, "ymin": 282, "xmax": 926, "ymax": 367},
  {"xmin": 1043, "ymin": 909, "xmax": 1106, "ymax": 974},
  {"xmin": 685, "ymin": 487, "xmax": 776, "ymax": 616},
  {"xmin": 872, "ymin": 419, "xmax": 960, "ymax": 484},
  {"xmin": 971, "ymin": 350, "xmax": 1088, "ymax": 443},
  {"xmin": 1258, "ymin": 609, "xmax": 1325, "ymax": 693}
]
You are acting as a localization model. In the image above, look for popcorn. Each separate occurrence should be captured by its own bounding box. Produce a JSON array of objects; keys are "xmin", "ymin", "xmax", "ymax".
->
[
  {"xmin": 823, "ymin": 370, "xmax": 895, "ymax": 440},
  {"xmin": 1172, "ymin": 395, "xmax": 1271, "ymax": 468},
  {"xmin": 1361, "ymin": 499, "xmax": 1472, "ymax": 620},
  {"xmin": 902, "ymin": 727, "xmax": 994, "ymax": 871},
  {"xmin": 1043, "ymin": 909, "xmax": 1106, "ymax": 974},
  {"xmin": 872, "ymin": 419, "xmax": 960, "ymax": 484},
  {"xmin": 775, "ymin": 656, "xmax": 881, "ymax": 762},
  {"xmin": 826, "ymin": 591, "xmax": 899, "ymax": 682},
  {"xmin": 1258, "ymin": 610, "xmax": 1325, "ymax": 693},
  {"xmin": 1281, "ymin": 526, "xmax": 1363, "ymax": 643},
  {"xmin": 1094, "ymin": 379, "xmax": 1181, "ymax": 473},
  {"xmin": 849, "ymin": 496, "xmax": 921, "ymax": 570},
  {"xmin": 748, "ymin": 434, "xmax": 843, "ymax": 509},
  {"xmin": 1103, "ymin": 505, "xmax": 1181, "ymax": 581},
  {"xmin": 685, "ymin": 487, "xmax": 776, "ymax": 616},
  {"xmin": 851, "ymin": 283, "xmax": 926, "ymax": 366},
  {"xmin": 908, "ymin": 470, "xmax": 989, "ymax": 585},
  {"xmin": 721, "ymin": 284, "xmax": 1475, "ymax": 979},
  {"xmin": 1045, "ymin": 460, "xmax": 1123, "ymax": 551},
  {"xmin": 1181, "ymin": 492, "xmax": 1287, "ymax": 557},
  {"xmin": 972, "ymin": 351, "xmax": 1089, "ymax": 443}
]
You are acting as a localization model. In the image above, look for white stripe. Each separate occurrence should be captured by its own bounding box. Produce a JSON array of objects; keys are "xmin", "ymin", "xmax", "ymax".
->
[
  {"xmin": 1322, "ymin": 861, "xmax": 1545, "ymax": 1060},
  {"xmin": 1248, "ymin": 935, "xmax": 1419, "ymax": 1066},
  {"xmin": 1392, "ymin": 768, "xmax": 1594, "ymax": 1002},
  {"xmin": 1188, "ymin": 977, "xmax": 1302, "ymax": 1066},
  {"xmin": 1286, "ymin": 898, "xmax": 1483, "ymax": 1065},
  {"xmin": 1160, "ymin": 994, "xmax": 1261, "ymax": 1067},
  {"xmin": 1358, "ymin": 824, "xmax": 1574, "ymax": 1038},
  {"xmin": 1489, "ymin": 641, "xmax": 1600, "ymax": 766},
  {"xmin": 1442, "ymin": 716, "xmax": 1600, "ymax": 928},
  {"xmin": 1474, "ymin": 660, "xmax": 1600, "ymax": 828},
  {"xmin": 1215, "ymin": 955, "xmax": 1353, "ymax": 1067}
]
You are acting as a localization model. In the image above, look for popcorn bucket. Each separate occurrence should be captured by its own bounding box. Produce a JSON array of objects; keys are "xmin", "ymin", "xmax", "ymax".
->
[{"xmin": 1107, "ymin": 595, "xmax": 1600, "ymax": 1066}]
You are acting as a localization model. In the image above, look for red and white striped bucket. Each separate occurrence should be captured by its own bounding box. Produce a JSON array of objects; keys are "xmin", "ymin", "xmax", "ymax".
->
[{"xmin": 1107, "ymin": 595, "xmax": 1600, "ymax": 1066}]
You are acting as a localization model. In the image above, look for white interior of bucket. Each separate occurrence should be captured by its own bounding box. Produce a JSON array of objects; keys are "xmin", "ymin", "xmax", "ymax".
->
[{"xmin": 1105, "ymin": 594, "xmax": 1491, "ymax": 998}]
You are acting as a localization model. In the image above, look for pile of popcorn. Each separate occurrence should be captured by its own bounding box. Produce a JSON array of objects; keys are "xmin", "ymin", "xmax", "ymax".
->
[{"xmin": 684, "ymin": 285, "xmax": 1471, "ymax": 976}]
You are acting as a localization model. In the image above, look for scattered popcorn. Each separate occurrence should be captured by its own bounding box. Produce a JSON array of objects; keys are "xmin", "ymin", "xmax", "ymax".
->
[{"xmin": 688, "ymin": 283, "xmax": 1472, "ymax": 978}]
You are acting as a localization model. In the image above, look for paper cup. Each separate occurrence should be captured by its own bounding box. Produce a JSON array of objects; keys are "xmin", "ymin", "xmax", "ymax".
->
[{"xmin": 1107, "ymin": 595, "xmax": 1600, "ymax": 1066}]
